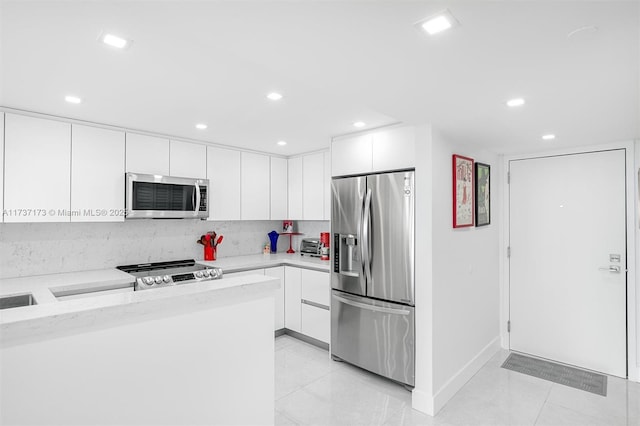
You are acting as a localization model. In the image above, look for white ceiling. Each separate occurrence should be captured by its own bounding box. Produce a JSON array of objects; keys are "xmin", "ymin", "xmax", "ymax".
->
[{"xmin": 1, "ymin": 1, "xmax": 638, "ymax": 156}]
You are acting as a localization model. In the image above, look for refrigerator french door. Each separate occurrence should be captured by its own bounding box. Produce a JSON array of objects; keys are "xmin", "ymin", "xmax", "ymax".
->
[{"xmin": 331, "ymin": 170, "xmax": 415, "ymax": 386}]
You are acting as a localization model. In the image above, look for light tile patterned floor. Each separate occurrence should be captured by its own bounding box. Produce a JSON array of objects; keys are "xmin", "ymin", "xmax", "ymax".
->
[{"xmin": 274, "ymin": 335, "xmax": 640, "ymax": 426}]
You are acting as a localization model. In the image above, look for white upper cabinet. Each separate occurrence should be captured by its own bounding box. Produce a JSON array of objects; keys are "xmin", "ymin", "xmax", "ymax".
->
[
  {"xmin": 287, "ymin": 156, "xmax": 303, "ymax": 220},
  {"xmin": 71, "ymin": 125, "xmax": 125, "ymax": 222},
  {"xmin": 331, "ymin": 133, "xmax": 372, "ymax": 176},
  {"xmin": 4, "ymin": 114, "xmax": 71, "ymax": 222},
  {"xmin": 331, "ymin": 126, "xmax": 416, "ymax": 176},
  {"xmin": 0, "ymin": 113, "xmax": 4, "ymax": 222},
  {"xmin": 207, "ymin": 146, "xmax": 241, "ymax": 220},
  {"xmin": 323, "ymin": 151, "xmax": 331, "ymax": 220},
  {"xmin": 302, "ymin": 152, "xmax": 325, "ymax": 220},
  {"xmin": 169, "ymin": 140, "xmax": 207, "ymax": 179},
  {"xmin": 270, "ymin": 157, "xmax": 288, "ymax": 220},
  {"xmin": 372, "ymin": 126, "xmax": 416, "ymax": 171},
  {"xmin": 126, "ymin": 133, "xmax": 170, "ymax": 176},
  {"xmin": 241, "ymin": 152, "xmax": 270, "ymax": 220}
]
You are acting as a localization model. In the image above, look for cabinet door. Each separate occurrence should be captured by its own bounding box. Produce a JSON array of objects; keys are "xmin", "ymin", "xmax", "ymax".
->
[
  {"xmin": 241, "ymin": 152, "xmax": 270, "ymax": 220},
  {"xmin": 301, "ymin": 304, "xmax": 330, "ymax": 344},
  {"xmin": 126, "ymin": 133, "xmax": 170, "ymax": 175},
  {"xmin": 287, "ymin": 157, "xmax": 303, "ymax": 220},
  {"xmin": 372, "ymin": 126, "xmax": 415, "ymax": 171},
  {"xmin": 302, "ymin": 152, "xmax": 324, "ymax": 220},
  {"xmin": 301, "ymin": 269, "xmax": 330, "ymax": 307},
  {"xmin": 331, "ymin": 134, "xmax": 372, "ymax": 176},
  {"xmin": 270, "ymin": 157, "xmax": 288, "ymax": 220},
  {"xmin": 323, "ymin": 151, "xmax": 331, "ymax": 220},
  {"xmin": 170, "ymin": 140, "xmax": 207, "ymax": 179},
  {"xmin": 284, "ymin": 266, "xmax": 301, "ymax": 332},
  {"xmin": 0, "ymin": 113, "xmax": 4, "ymax": 221},
  {"xmin": 265, "ymin": 267, "xmax": 285, "ymax": 331},
  {"xmin": 207, "ymin": 146, "xmax": 241, "ymax": 220},
  {"xmin": 71, "ymin": 125, "xmax": 125, "ymax": 222},
  {"xmin": 4, "ymin": 114, "xmax": 71, "ymax": 223}
]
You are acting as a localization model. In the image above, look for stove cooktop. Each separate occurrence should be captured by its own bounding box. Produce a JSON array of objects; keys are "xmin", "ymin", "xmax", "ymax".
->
[{"xmin": 117, "ymin": 259, "xmax": 223, "ymax": 291}]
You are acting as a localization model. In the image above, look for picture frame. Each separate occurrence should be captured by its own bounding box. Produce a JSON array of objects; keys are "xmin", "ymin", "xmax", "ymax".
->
[
  {"xmin": 452, "ymin": 154, "xmax": 474, "ymax": 228},
  {"xmin": 475, "ymin": 162, "xmax": 491, "ymax": 226}
]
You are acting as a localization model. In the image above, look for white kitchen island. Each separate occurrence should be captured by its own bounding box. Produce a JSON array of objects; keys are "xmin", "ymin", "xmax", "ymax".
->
[{"xmin": 0, "ymin": 269, "xmax": 278, "ymax": 425}]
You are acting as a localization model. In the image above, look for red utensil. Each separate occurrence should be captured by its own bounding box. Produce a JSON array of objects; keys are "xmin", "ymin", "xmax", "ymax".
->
[
  {"xmin": 205, "ymin": 234, "xmax": 212, "ymax": 247},
  {"xmin": 215, "ymin": 235, "xmax": 223, "ymax": 247}
]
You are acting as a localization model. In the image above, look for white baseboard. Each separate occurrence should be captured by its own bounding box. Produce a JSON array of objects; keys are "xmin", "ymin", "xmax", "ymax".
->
[
  {"xmin": 411, "ymin": 388, "xmax": 435, "ymax": 416},
  {"xmin": 629, "ymin": 365, "xmax": 640, "ymax": 383},
  {"xmin": 432, "ymin": 336, "xmax": 501, "ymax": 415}
]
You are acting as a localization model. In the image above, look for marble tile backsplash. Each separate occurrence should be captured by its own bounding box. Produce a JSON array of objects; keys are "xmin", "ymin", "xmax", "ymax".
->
[{"xmin": 0, "ymin": 220, "xmax": 330, "ymax": 278}]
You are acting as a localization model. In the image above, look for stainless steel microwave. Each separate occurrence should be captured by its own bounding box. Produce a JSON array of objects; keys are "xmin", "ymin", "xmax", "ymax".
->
[{"xmin": 125, "ymin": 172, "xmax": 209, "ymax": 219}]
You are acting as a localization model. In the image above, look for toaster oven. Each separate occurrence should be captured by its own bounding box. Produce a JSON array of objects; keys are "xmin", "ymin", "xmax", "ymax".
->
[{"xmin": 300, "ymin": 238, "xmax": 322, "ymax": 257}]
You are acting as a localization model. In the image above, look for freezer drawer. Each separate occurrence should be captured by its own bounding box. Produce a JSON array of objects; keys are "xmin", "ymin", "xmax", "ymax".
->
[{"xmin": 330, "ymin": 290, "xmax": 415, "ymax": 386}]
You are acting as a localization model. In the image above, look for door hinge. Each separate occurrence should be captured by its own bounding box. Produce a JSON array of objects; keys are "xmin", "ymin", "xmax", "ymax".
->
[
  {"xmin": 507, "ymin": 246, "xmax": 511, "ymax": 258},
  {"xmin": 507, "ymin": 171, "xmax": 510, "ymax": 184},
  {"xmin": 507, "ymin": 320, "xmax": 511, "ymax": 333}
]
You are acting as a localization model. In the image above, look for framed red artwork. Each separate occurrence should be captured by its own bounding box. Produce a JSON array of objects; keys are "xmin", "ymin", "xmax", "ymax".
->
[{"xmin": 452, "ymin": 154, "xmax": 474, "ymax": 228}]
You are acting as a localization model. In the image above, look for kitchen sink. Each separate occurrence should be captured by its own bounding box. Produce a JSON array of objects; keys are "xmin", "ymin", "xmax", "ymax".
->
[{"xmin": 0, "ymin": 293, "xmax": 37, "ymax": 310}]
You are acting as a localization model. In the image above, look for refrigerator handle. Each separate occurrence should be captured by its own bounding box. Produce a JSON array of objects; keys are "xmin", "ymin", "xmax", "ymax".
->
[
  {"xmin": 362, "ymin": 188, "xmax": 373, "ymax": 283},
  {"xmin": 333, "ymin": 294, "xmax": 411, "ymax": 315}
]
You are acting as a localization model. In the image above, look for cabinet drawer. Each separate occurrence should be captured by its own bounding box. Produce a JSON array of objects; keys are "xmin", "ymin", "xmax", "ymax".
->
[
  {"xmin": 301, "ymin": 304, "xmax": 330, "ymax": 344},
  {"xmin": 301, "ymin": 269, "xmax": 329, "ymax": 307}
]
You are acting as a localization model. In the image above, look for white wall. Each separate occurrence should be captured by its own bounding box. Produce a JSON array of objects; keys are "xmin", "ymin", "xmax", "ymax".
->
[
  {"xmin": 412, "ymin": 126, "xmax": 501, "ymax": 415},
  {"xmin": 430, "ymin": 130, "xmax": 501, "ymax": 394},
  {"xmin": 412, "ymin": 124, "xmax": 435, "ymax": 414}
]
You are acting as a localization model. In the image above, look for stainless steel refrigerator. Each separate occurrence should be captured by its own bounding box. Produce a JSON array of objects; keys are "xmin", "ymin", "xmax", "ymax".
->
[{"xmin": 331, "ymin": 170, "xmax": 415, "ymax": 387}]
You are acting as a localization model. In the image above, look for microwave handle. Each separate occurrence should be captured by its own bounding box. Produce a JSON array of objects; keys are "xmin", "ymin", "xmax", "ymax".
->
[{"xmin": 195, "ymin": 184, "xmax": 201, "ymax": 212}]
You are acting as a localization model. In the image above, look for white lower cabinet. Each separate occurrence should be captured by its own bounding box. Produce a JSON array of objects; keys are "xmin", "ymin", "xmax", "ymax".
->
[
  {"xmin": 228, "ymin": 265, "xmax": 329, "ymax": 342},
  {"xmin": 265, "ymin": 267, "xmax": 285, "ymax": 331},
  {"xmin": 284, "ymin": 267, "xmax": 302, "ymax": 332},
  {"xmin": 300, "ymin": 269, "xmax": 330, "ymax": 344},
  {"xmin": 301, "ymin": 304, "xmax": 330, "ymax": 343}
]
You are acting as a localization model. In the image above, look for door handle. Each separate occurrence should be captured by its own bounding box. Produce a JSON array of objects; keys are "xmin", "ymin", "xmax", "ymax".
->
[
  {"xmin": 333, "ymin": 294, "xmax": 411, "ymax": 315},
  {"xmin": 362, "ymin": 188, "xmax": 373, "ymax": 283},
  {"xmin": 598, "ymin": 266, "xmax": 621, "ymax": 273}
]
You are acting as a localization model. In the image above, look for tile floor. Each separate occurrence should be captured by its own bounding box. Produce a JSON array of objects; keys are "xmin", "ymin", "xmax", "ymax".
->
[{"xmin": 274, "ymin": 335, "xmax": 640, "ymax": 426}]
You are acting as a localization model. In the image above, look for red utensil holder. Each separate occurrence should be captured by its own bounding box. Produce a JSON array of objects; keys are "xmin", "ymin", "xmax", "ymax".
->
[{"xmin": 204, "ymin": 246, "xmax": 216, "ymax": 261}]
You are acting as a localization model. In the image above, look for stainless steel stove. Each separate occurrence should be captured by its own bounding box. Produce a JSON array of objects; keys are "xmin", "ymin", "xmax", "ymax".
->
[{"xmin": 117, "ymin": 259, "xmax": 223, "ymax": 291}]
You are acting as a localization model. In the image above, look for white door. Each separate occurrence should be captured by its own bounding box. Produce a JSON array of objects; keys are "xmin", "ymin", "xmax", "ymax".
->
[{"xmin": 509, "ymin": 149, "xmax": 627, "ymax": 377}]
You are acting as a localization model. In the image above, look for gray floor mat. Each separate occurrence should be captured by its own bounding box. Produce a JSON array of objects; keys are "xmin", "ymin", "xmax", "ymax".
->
[{"xmin": 501, "ymin": 352, "xmax": 607, "ymax": 396}]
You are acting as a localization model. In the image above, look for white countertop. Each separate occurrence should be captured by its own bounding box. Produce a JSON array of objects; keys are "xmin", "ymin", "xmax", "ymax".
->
[
  {"xmin": 0, "ymin": 253, "xmax": 328, "ymax": 340},
  {"xmin": 198, "ymin": 253, "xmax": 331, "ymax": 273}
]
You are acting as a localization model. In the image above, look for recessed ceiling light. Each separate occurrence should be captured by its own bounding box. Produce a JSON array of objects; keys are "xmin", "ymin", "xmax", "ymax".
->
[
  {"xmin": 65, "ymin": 95, "xmax": 82, "ymax": 104},
  {"xmin": 353, "ymin": 121, "xmax": 366, "ymax": 128},
  {"xmin": 542, "ymin": 134, "xmax": 556, "ymax": 141},
  {"xmin": 506, "ymin": 98, "xmax": 525, "ymax": 107},
  {"xmin": 277, "ymin": 141, "xmax": 287, "ymax": 146},
  {"xmin": 102, "ymin": 33, "xmax": 129, "ymax": 49},
  {"xmin": 267, "ymin": 92, "xmax": 283, "ymax": 101},
  {"xmin": 416, "ymin": 9, "xmax": 459, "ymax": 35},
  {"xmin": 195, "ymin": 123, "xmax": 208, "ymax": 130}
]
